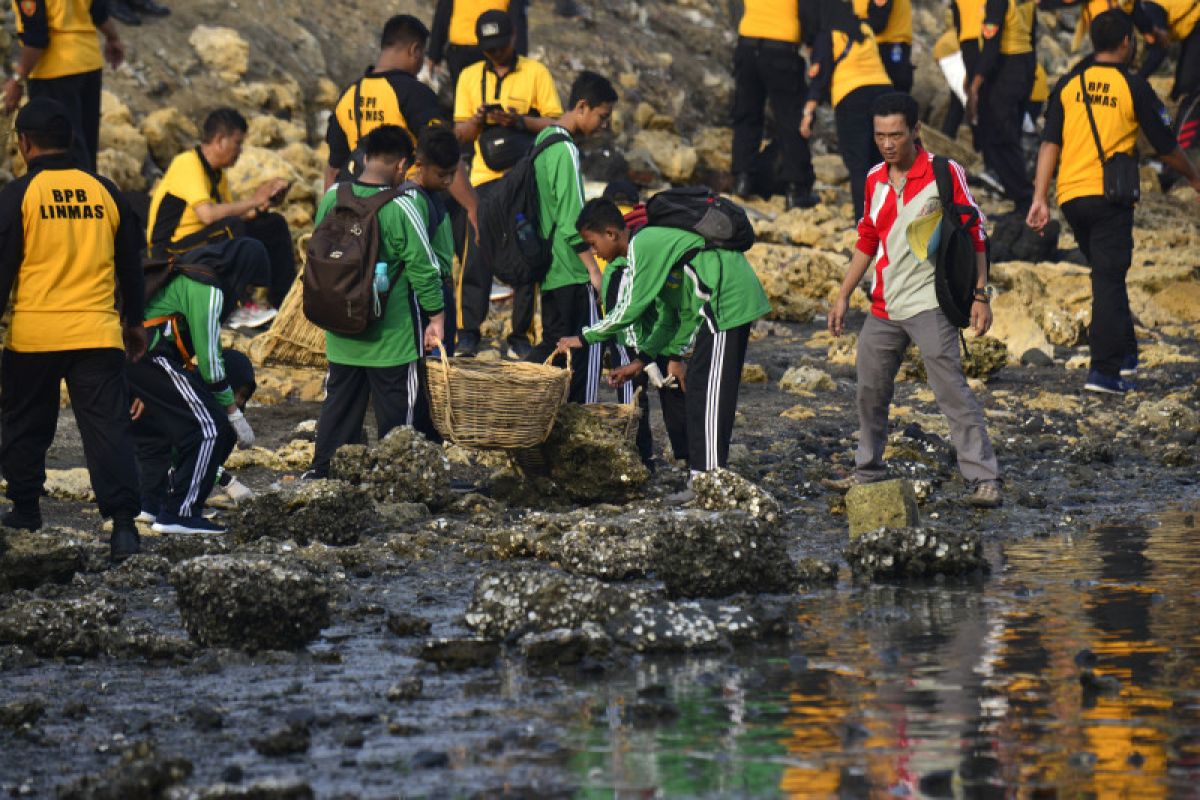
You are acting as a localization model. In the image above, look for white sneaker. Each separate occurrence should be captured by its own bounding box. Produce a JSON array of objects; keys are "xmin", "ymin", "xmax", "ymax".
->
[{"xmin": 227, "ymin": 302, "xmax": 279, "ymax": 330}]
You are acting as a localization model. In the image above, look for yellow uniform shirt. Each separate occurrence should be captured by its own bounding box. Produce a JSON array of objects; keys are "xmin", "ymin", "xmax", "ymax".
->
[
  {"xmin": 853, "ymin": 0, "xmax": 913, "ymax": 44},
  {"xmin": 12, "ymin": 0, "xmax": 104, "ymax": 80},
  {"xmin": 1043, "ymin": 62, "xmax": 1177, "ymax": 204},
  {"xmin": 454, "ymin": 56, "xmax": 563, "ymax": 186},
  {"xmin": 1031, "ymin": 62, "xmax": 1049, "ymax": 102},
  {"xmin": 146, "ymin": 148, "xmax": 230, "ymax": 257},
  {"xmin": 981, "ymin": 0, "xmax": 1035, "ymax": 54},
  {"xmin": 954, "ymin": 0, "xmax": 984, "ymax": 41},
  {"xmin": 447, "ymin": 0, "xmax": 511, "ymax": 45},
  {"xmin": 0, "ymin": 154, "xmax": 143, "ymax": 352},
  {"xmin": 809, "ymin": 22, "xmax": 892, "ymax": 107},
  {"xmin": 738, "ymin": 0, "xmax": 802, "ymax": 43},
  {"xmin": 324, "ymin": 70, "xmax": 445, "ymax": 173},
  {"xmin": 1161, "ymin": 0, "xmax": 1200, "ymax": 39}
]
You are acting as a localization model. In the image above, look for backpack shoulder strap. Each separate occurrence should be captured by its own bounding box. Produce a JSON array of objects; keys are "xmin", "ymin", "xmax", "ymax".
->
[
  {"xmin": 396, "ymin": 180, "xmax": 443, "ymax": 238},
  {"xmin": 528, "ymin": 131, "xmax": 572, "ymax": 161},
  {"xmin": 337, "ymin": 183, "xmax": 401, "ymax": 215},
  {"xmin": 932, "ymin": 155, "xmax": 954, "ymax": 209},
  {"xmin": 1078, "ymin": 71, "xmax": 1108, "ymax": 165}
]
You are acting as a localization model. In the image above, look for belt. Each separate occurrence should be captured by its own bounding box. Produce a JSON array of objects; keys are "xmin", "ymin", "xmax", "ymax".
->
[{"xmin": 738, "ymin": 36, "xmax": 800, "ymax": 51}]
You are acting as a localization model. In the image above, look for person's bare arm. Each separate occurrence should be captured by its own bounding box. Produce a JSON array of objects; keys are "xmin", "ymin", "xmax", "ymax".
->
[
  {"xmin": 828, "ymin": 248, "xmax": 873, "ymax": 336},
  {"xmin": 2, "ymin": 47, "xmax": 43, "ymax": 113},
  {"xmin": 447, "ymin": 164, "xmax": 479, "ymax": 240},
  {"xmin": 969, "ymin": 250, "xmax": 992, "ymax": 335},
  {"xmin": 194, "ymin": 178, "xmax": 289, "ymax": 224},
  {"xmin": 96, "ymin": 19, "xmax": 124, "ymax": 68},
  {"xmin": 1161, "ymin": 148, "xmax": 1200, "ymax": 193},
  {"xmin": 1025, "ymin": 141, "xmax": 1061, "ymax": 234},
  {"xmin": 579, "ymin": 249, "xmax": 602, "ymax": 293}
]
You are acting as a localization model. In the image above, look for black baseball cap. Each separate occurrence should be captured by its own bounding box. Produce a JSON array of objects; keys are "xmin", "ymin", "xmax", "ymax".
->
[
  {"xmin": 15, "ymin": 97, "xmax": 73, "ymax": 138},
  {"xmin": 476, "ymin": 9, "xmax": 514, "ymax": 51}
]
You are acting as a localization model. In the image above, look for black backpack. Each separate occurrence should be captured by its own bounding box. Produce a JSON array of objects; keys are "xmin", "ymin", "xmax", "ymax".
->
[
  {"xmin": 644, "ymin": 187, "xmax": 756, "ymax": 252},
  {"xmin": 931, "ymin": 156, "xmax": 987, "ymax": 329},
  {"xmin": 477, "ymin": 132, "xmax": 570, "ymax": 287}
]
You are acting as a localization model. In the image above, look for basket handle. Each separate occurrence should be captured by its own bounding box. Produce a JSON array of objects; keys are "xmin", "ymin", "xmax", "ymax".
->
[
  {"xmin": 542, "ymin": 346, "xmax": 574, "ymax": 376},
  {"xmin": 430, "ymin": 337, "xmax": 458, "ymax": 441},
  {"xmin": 628, "ymin": 385, "xmax": 643, "ymax": 406}
]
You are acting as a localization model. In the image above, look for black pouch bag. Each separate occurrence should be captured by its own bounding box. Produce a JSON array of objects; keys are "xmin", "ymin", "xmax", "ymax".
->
[{"xmin": 1079, "ymin": 73, "xmax": 1141, "ymax": 206}]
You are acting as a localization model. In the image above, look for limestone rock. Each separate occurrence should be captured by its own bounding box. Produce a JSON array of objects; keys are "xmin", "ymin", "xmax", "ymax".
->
[
  {"xmin": 330, "ymin": 427, "xmax": 452, "ymax": 508},
  {"xmin": 224, "ymin": 146, "xmax": 301, "ymax": 200},
  {"xmin": 741, "ymin": 363, "xmax": 768, "ymax": 383},
  {"xmin": 99, "ymin": 90, "xmax": 132, "ymax": 127},
  {"xmin": 228, "ymin": 479, "xmax": 376, "ymax": 547},
  {"xmin": 465, "ymin": 569, "xmax": 653, "ymax": 639},
  {"xmin": 844, "ymin": 526, "xmax": 988, "ymax": 579},
  {"xmin": 746, "ymin": 244, "xmax": 843, "ymax": 322},
  {"xmin": 189, "ymin": 25, "xmax": 250, "ymax": 83},
  {"xmin": 98, "ymin": 121, "xmax": 148, "ymax": 165},
  {"xmin": 141, "ymin": 108, "xmax": 199, "ymax": 168},
  {"xmin": 989, "ymin": 291, "xmax": 1053, "ymax": 364},
  {"xmin": 691, "ymin": 468, "xmax": 780, "ymax": 524},
  {"xmin": 0, "ymin": 529, "xmax": 87, "ymax": 593},
  {"xmin": 246, "ymin": 115, "xmax": 308, "ymax": 148},
  {"xmin": 632, "ymin": 129, "xmax": 697, "ymax": 183},
  {"xmin": 45, "ymin": 468, "xmax": 96, "ymax": 502},
  {"xmin": 171, "ymin": 555, "xmax": 331, "ymax": 651},
  {"xmin": 903, "ymin": 335, "xmax": 1008, "ymax": 382},
  {"xmin": 223, "ymin": 439, "xmax": 314, "ymax": 471},
  {"xmin": 97, "ymin": 149, "xmax": 146, "ymax": 192},
  {"xmin": 231, "ymin": 78, "xmax": 304, "ymax": 116},
  {"xmin": 845, "ymin": 479, "xmax": 919, "ymax": 537},
  {"xmin": 649, "ymin": 510, "xmax": 794, "ymax": 598},
  {"xmin": 781, "ymin": 404, "xmax": 815, "ymax": 421},
  {"xmin": 692, "ymin": 126, "xmax": 733, "ymax": 172},
  {"xmin": 534, "ymin": 403, "xmax": 651, "ymax": 503},
  {"xmin": 779, "ymin": 365, "xmax": 836, "ymax": 394},
  {"xmin": 1133, "ymin": 395, "xmax": 1199, "ymax": 435},
  {"xmin": 812, "ymin": 154, "xmax": 849, "ymax": 185}
]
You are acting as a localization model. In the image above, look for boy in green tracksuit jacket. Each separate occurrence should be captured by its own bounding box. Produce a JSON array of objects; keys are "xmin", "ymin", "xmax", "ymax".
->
[
  {"xmin": 560, "ymin": 198, "xmax": 771, "ymax": 475},
  {"xmin": 129, "ymin": 241, "xmax": 265, "ymax": 534},
  {"xmin": 525, "ymin": 71, "xmax": 619, "ymax": 405},
  {"xmin": 411, "ymin": 127, "xmax": 461, "ymax": 357},
  {"xmin": 307, "ymin": 125, "xmax": 446, "ymax": 478}
]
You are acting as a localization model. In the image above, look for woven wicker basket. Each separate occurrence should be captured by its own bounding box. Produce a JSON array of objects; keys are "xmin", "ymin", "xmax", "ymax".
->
[
  {"xmin": 582, "ymin": 387, "xmax": 642, "ymax": 443},
  {"xmin": 247, "ymin": 234, "xmax": 329, "ymax": 368},
  {"xmin": 425, "ymin": 342, "xmax": 571, "ymax": 449}
]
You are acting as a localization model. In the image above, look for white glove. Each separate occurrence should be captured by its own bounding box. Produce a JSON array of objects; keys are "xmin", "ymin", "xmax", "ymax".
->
[
  {"xmin": 223, "ymin": 475, "xmax": 254, "ymax": 503},
  {"xmin": 643, "ymin": 362, "xmax": 677, "ymax": 389},
  {"xmin": 228, "ymin": 409, "xmax": 255, "ymax": 449}
]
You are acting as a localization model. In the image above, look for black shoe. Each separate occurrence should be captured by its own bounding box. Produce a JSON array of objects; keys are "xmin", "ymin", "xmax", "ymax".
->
[
  {"xmin": 110, "ymin": 517, "xmax": 141, "ymax": 563},
  {"xmin": 785, "ymin": 184, "xmax": 820, "ymax": 210},
  {"xmin": 733, "ymin": 173, "xmax": 754, "ymax": 199},
  {"xmin": 108, "ymin": 0, "xmax": 141, "ymax": 24},
  {"xmin": 1, "ymin": 506, "xmax": 42, "ymax": 531},
  {"xmin": 456, "ymin": 331, "xmax": 479, "ymax": 358},
  {"xmin": 128, "ymin": 0, "xmax": 169, "ymax": 15},
  {"xmin": 505, "ymin": 339, "xmax": 532, "ymax": 360}
]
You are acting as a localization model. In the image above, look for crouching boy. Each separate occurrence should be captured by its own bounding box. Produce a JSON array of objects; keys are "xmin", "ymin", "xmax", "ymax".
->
[
  {"xmin": 559, "ymin": 198, "xmax": 770, "ymax": 475},
  {"xmin": 307, "ymin": 125, "xmax": 446, "ymax": 478}
]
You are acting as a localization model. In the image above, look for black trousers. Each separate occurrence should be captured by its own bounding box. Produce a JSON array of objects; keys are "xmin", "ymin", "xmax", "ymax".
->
[
  {"xmin": 1174, "ymin": 21, "xmax": 1200, "ymax": 100},
  {"xmin": 422, "ymin": 279, "xmax": 457, "ymax": 357},
  {"xmin": 445, "ymin": 43, "xmax": 485, "ymax": 90},
  {"xmin": 129, "ymin": 356, "xmax": 237, "ymax": 518},
  {"xmin": 28, "ymin": 68, "xmax": 101, "ymax": 171},
  {"xmin": 1061, "ymin": 197, "xmax": 1137, "ymax": 379},
  {"xmin": 242, "ymin": 212, "xmax": 297, "ymax": 308},
  {"xmin": 942, "ymin": 40, "xmax": 979, "ymax": 137},
  {"xmin": 976, "ymin": 52, "xmax": 1035, "ymax": 206},
  {"xmin": 836, "ymin": 85, "xmax": 891, "ymax": 220},
  {"xmin": 685, "ymin": 322, "xmax": 751, "ymax": 473},
  {"xmin": 613, "ymin": 345, "xmax": 689, "ymax": 464},
  {"xmin": 0, "ymin": 347, "xmax": 139, "ymax": 519},
  {"xmin": 456, "ymin": 179, "xmax": 537, "ymax": 346},
  {"xmin": 731, "ymin": 38, "xmax": 816, "ymax": 188},
  {"xmin": 527, "ymin": 282, "xmax": 601, "ymax": 404},
  {"xmin": 878, "ymin": 42, "xmax": 913, "ymax": 94}
]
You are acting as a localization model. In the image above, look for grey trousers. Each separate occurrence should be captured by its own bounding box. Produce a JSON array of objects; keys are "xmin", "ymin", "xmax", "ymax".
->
[{"xmin": 855, "ymin": 309, "xmax": 1000, "ymax": 483}]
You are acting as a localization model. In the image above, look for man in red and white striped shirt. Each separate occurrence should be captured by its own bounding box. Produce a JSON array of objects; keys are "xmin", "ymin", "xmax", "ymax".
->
[{"xmin": 825, "ymin": 92, "xmax": 1002, "ymax": 508}]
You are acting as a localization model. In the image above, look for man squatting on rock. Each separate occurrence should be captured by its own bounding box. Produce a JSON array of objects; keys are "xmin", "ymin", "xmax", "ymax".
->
[{"xmin": 824, "ymin": 92, "xmax": 1003, "ymax": 509}]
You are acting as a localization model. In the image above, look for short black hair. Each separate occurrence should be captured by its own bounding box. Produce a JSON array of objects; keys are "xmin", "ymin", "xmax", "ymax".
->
[
  {"xmin": 576, "ymin": 198, "xmax": 626, "ymax": 234},
  {"xmin": 202, "ymin": 108, "xmax": 249, "ymax": 142},
  {"xmin": 20, "ymin": 126, "xmax": 72, "ymax": 151},
  {"xmin": 568, "ymin": 71, "xmax": 618, "ymax": 109},
  {"xmin": 602, "ymin": 179, "xmax": 640, "ymax": 205},
  {"xmin": 381, "ymin": 14, "xmax": 429, "ymax": 50},
  {"xmin": 362, "ymin": 125, "xmax": 415, "ymax": 162},
  {"xmin": 871, "ymin": 92, "xmax": 920, "ymax": 130},
  {"xmin": 416, "ymin": 126, "xmax": 460, "ymax": 169},
  {"xmin": 1091, "ymin": 9, "xmax": 1133, "ymax": 52}
]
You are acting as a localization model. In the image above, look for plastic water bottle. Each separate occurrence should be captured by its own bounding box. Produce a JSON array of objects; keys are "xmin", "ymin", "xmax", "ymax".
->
[
  {"xmin": 514, "ymin": 212, "xmax": 540, "ymax": 259},
  {"xmin": 373, "ymin": 262, "xmax": 390, "ymax": 295}
]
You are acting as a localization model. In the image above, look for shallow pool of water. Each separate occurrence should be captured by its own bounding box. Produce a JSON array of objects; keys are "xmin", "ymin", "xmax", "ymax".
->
[{"xmin": 565, "ymin": 509, "xmax": 1200, "ymax": 798}]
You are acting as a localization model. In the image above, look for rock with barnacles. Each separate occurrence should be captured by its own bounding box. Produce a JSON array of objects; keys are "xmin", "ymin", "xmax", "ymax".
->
[
  {"xmin": 844, "ymin": 526, "xmax": 988, "ymax": 580},
  {"xmin": 558, "ymin": 514, "xmax": 660, "ymax": 581},
  {"xmin": 691, "ymin": 468, "xmax": 781, "ymax": 523},
  {"xmin": 534, "ymin": 404, "xmax": 651, "ymax": 503},
  {"xmin": 227, "ymin": 479, "xmax": 375, "ymax": 547},
  {"xmin": 330, "ymin": 427, "xmax": 452, "ymax": 508},
  {"xmin": 0, "ymin": 528, "xmax": 88, "ymax": 593},
  {"xmin": 649, "ymin": 510, "xmax": 795, "ymax": 598},
  {"xmin": 606, "ymin": 597, "xmax": 793, "ymax": 653},
  {"xmin": 464, "ymin": 569, "xmax": 656, "ymax": 639}
]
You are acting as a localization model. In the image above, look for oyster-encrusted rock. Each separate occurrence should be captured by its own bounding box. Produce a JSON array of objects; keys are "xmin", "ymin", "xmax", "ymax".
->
[
  {"xmin": 692, "ymin": 468, "xmax": 781, "ymax": 523},
  {"xmin": 558, "ymin": 515, "xmax": 656, "ymax": 581},
  {"xmin": 649, "ymin": 510, "xmax": 795, "ymax": 598},
  {"xmin": 330, "ymin": 427, "xmax": 451, "ymax": 508},
  {"xmin": 465, "ymin": 569, "xmax": 655, "ymax": 639},
  {"xmin": 57, "ymin": 741, "xmax": 193, "ymax": 800},
  {"xmin": 170, "ymin": 556, "xmax": 330, "ymax": 651},
  {"xmin": 535, "ymin": 404, "xmax": 651, "ymax": 503},
  {"xmin": 228, "ymin": 479, "xmax": 376, "ymax": 547},
  {"xmin": 605, "ymin": 600, "xmax": 788, "ymax": 653},
  {"xmin": 844, "ymin": 526, "xmax": 988, "ymax": 580},
  {"xmin": 0, "ymin": 591, "xmax": 124, "ymax": 657},
  {"xmin": 0, "ymin": 528, "xmax": 87, "ymax": 593}
]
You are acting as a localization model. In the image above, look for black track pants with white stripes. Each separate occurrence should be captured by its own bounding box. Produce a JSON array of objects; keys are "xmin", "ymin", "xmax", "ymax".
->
[
  {"xmin": 128, "ymin": 357, "xmax": 236, "ymax": 518},
  {"xmin": 685, "ymin": 322, "xmax": 751, "ymax": 473},
  {"xmin": 310, "ymin": 361, "xmax": 433, "ymax": 475},
  {"xmin": 527, "ymin": 282, "xmax": 601, "ymax": 404}
]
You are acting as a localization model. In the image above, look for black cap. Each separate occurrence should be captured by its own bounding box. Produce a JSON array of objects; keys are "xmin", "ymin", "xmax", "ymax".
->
[
  {"xmin": 15, "ymin": 97, "xmax": 73, "ymax": 138},
  {"xmin": 475, "ymin": 9, "xmax": 514, "ymax": 51}
]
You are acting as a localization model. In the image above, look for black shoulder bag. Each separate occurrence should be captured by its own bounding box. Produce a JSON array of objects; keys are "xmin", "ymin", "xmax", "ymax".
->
[
  {"xmin": 477, "ymin": 66, "xmax": 535, "ymax": 172},
  {"xmin": 1079, "ymin": 72, "xmax": 1141, "ymax": 206}
]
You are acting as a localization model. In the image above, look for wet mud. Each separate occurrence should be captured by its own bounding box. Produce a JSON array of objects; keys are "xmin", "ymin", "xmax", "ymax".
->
[{"xmin": 1, "ymin": 311, "xmax": 1198, "ymax": 798}]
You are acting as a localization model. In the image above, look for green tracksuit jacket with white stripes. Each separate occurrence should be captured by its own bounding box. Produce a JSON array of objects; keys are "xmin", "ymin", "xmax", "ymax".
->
[
  {"xmin": 145, "ymin": 275, "xmax": 235, "ymax": 407},
  {"xmin": 533, "ymin": 125, "xmax": 591, "ymax": 293},
  {"xmin": 581, "ymin": 226, "xmax": 771, "ymax": 358},
  {"xmin": 315, "ymin": 181, "xmax": 445, "ymax": 367}
]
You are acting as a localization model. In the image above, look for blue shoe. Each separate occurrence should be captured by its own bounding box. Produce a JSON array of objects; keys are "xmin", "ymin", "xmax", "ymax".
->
[
  {"xmin": 1084, "ymin": 370, "xmax": 1134, "ymax": 395},
  {"xmin": 152, "ymin": 510, "xmax": 225, "ymax": 535},
  {"xmin": 1120, "ymin": 354, "xmax": 1138, "ymax": 378}
]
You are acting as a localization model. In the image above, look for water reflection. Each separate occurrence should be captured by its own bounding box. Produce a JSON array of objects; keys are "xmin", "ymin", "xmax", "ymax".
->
[{"xmin": 567, "ymin": 510, "xmax": 1200, "ymax": 797}]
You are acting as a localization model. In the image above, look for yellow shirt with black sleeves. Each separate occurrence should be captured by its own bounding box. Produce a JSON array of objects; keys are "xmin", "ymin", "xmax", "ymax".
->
[
  {"xmin": 325, "ymin": 69, "xmax": 446, "ymax": 174},
  {"xmin": 808, "ymin": 21, "xmax": 893, "ymax": 107},
  {"xmin": 146, "ymin": 147, "xmax": 231, "ymax": 259},
  {"xmin": 454, "ymin": 56, "xmax": 563, "ymax": 186},
  {"xmin": 1042, "ymin": 61, "xmax": 1177, "ymax": 204},
  {"xmin": 1161, "ymin": 0, "xmax": 1200, "ymax": 39},
  {"xmin": 0, "ymin": 153, "xmax": 144, "ymax": 352},
  {"xmin": 953, "ymin": 0, "xmax": 984, "ymax": 41},
  {"xmin": 12, "ymin": 0, "xmax": 105, "ymax": 80},
  {"xmin": 853, "ymin": 0, "xmax": 913, "ymax": 44},
  {"xmin": 976, "ymin": 0, "xmax": 1035, "ymax": 78},
  {"xmin": 738, "ymin": 0, "xmax": 802, "ymax": 43}
]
